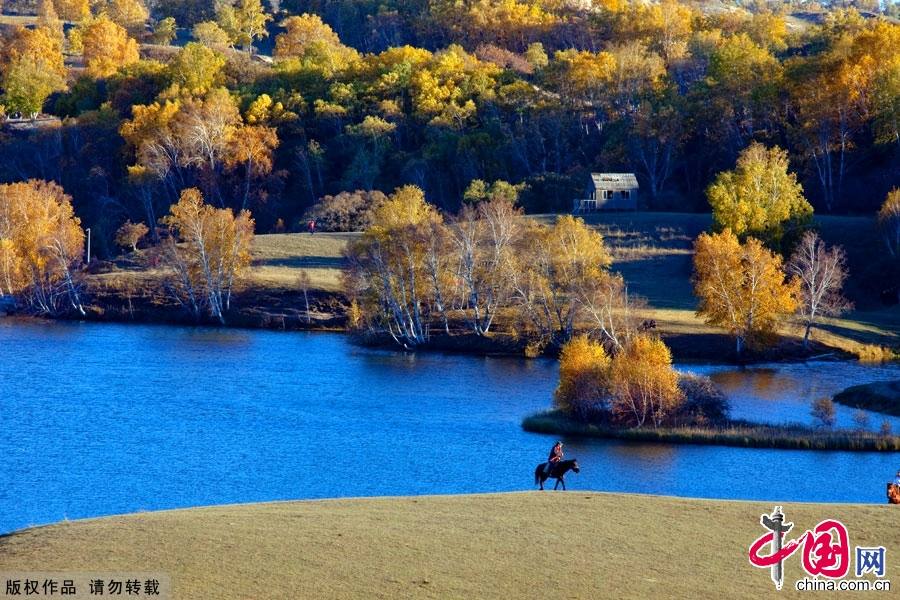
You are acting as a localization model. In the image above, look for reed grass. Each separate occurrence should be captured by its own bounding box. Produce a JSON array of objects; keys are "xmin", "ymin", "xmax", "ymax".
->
[{"xmin": 523, "ymin": 410, "xmax": 900, "ymax": 451}]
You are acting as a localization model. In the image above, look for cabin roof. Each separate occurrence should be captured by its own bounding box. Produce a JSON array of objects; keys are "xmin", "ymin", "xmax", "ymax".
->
[{"xmin": 591, "ymin": 173, "xmax": 639, "ymax": 191}]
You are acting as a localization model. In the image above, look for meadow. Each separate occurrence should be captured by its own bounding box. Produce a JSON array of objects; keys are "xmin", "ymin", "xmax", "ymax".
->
[{"xmin": 0, "ymin": 492, "xmax": 896, "ymax": 599}]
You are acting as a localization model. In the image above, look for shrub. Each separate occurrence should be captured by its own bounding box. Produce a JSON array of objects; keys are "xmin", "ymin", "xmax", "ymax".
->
[
  {"xmin": 303, "ymin": 190, "xmax": 386, "ymax": 232},
  {"xmin": 608, "ymin": 335, "xmax": 683, "ymax": 428},
  {"xmin": 811, "ymin": 397, "xmax": 837, "ymax": 429},
  {"xmin": 676, "ymin": 373, "xmax": 729, "ymax": 426},
  {"xmin": 554, "ymin": 334, "xmax": 609, "ymax": 420}
]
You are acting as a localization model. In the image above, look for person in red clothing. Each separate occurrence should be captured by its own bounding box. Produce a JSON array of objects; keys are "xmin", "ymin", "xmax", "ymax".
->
[{"xmin": 544, "ymin": 441, "xmax": 563, "ymax": 476}]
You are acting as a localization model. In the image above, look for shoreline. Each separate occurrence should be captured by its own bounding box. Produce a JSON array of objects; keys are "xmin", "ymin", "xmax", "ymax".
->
[
  {"xmin": 2, "ymin": 288, "xmax": 881, "ymax": 366},
  {"xmin": 2, "ymin": 489, "xmax": 893, "ymax": 537},
  {"xmin": 833, "ymin": 380, "xmax": 900, "ymax": 416},
  {"xmin": 522, "ymin": 409, "xmax": 900, "ymax": 451}
]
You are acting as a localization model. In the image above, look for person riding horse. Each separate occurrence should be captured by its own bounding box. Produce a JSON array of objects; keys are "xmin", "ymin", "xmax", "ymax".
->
[{"xmin": 544, "ymin": 441, "xmax": 563, "ymax": 476}]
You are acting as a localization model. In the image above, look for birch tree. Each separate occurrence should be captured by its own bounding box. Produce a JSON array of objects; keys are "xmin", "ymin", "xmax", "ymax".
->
[
  {"xmin": 0, "ymin": 180, "xmax": 85, "ymax": 315},
  {"xmin": 161, "ymin": 188, "xmax": 254, "ymax": 323},
  {"xmin": 345, "ymin": 185, "xmax": 444, "ymax": 347},
  {"xmin": 786, "ymin": 231, "xmax": 850, "ymax": 348},
  {"xmin": 693, "ymin": 229, "xmax": 799, "ymax": 356}
]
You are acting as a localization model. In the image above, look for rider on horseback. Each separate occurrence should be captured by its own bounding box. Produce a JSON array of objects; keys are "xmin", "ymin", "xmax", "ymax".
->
[{"xmin": 545, "ymin": 441, "xmax": 563, "ymax": 476}]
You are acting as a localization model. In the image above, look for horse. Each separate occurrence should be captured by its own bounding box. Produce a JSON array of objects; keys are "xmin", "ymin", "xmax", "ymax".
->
[{"xmin": 534, "ymin": 459, "xmax": 580, "ymax": 491}]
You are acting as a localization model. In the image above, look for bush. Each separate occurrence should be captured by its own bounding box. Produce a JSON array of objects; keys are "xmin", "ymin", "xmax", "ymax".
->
[
  {"xmin": 554, "ymin": 335, "xmax": 609, "ymax": 421},
  {"xmin": 303, "ymin": 190, "xmax": 386, "ymax": 232},
  {"xmin": 676, "ymin": 373, "xmax": 729, "ymax": 426},
  {"xmin": 608, "ymin": 335, "xmax": 683, "ymax": 428},
  {"xmin": 811, "ymin": 397, "xmax": 837, "ymax": 429}
]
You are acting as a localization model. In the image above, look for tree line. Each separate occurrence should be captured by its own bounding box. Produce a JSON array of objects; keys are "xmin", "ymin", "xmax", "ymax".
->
[
  {"xmin": 0, "ymin": 0, "xmax": 898, "ymax": 258},
  {"xmin": 0, "ymin": 178, "xmax": 255, "ymax": 321}
]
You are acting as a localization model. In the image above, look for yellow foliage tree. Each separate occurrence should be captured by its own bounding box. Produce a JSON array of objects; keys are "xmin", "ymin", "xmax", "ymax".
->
[
  {"xmin": 216, "ymin": 0, "xmax": 271, "ymax": 51},
  {"xmin": 82, "ymin": 15, "xmax": 139, "ymax": 78},
  {"xmin": 54, "ymin": 0, "xmax": 90, "ymax": 22},
  {"xmin": 706, "ymin": 142, "xmax": 812, "ymax": 249},
  {"xmin": 275, "ymin": 14, "xmax": 341, "ymax": 58},
  {"xmin": 510, "ymin": 215, "xmax": 611, "ymax": 343},
  {"xmin": 0, "ymin": 180, "xmax": 85, "ymax": 315},
  {"xmin": 609, "ymin": 334, "xmax": 682, "ymax": 428},
  {"xmin": 114, "ymin": 220, "xmax": 149, "ymax": 252},
  {"xmin": 345, "ymin": 185, "xmax": 444, "ymax": 347},
  {"xmin": 554, "ymin": 334, "xmax": 610, "ymax": 419},
  {"xmin": 224, "ymin": 124, "xmax": 279, "ymax": 209},
  {"xmin": 1, "ymin": 26, "xmax": 67, "ymax": 116},
  {"xmin": 107, "ymin": 0, "xmax": 149, "ymax": 36},
  {"xmin": 693, "ymin": 230, "xmax": 799, "ymax": 356},
  {"xmin": 161, "ymin": 188, "xmax": 254, "ymax": 323}
]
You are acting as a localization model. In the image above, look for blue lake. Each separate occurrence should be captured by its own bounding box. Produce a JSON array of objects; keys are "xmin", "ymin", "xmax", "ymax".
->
[{"xmin": 1, "ymin": 320, "xmax": 899, "ymax": 533}]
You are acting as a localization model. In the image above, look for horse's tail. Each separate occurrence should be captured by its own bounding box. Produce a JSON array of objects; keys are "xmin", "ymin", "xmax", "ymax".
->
[{"xmin": 534, "ymin": 465, "xmax": 541, "ymax": 486}]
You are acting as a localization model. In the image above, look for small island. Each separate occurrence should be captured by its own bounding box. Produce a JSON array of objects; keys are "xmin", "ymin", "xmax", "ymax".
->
[
  {"xmin": 833, "ymin": 380, "xmax": 900, "ymax": 416},
  {"xmin": 523, "ymin": 410, "xmax": 900, "ymax": 452},
  {"xmin": 523, "ymin": 335, "xmax": 900, "ymax": 452}
]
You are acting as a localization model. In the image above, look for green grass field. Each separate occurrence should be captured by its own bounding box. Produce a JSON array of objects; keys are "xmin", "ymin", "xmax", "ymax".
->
[{"xmin": 0, "ymin": 493, "xmax": 896, "ymax": 599}]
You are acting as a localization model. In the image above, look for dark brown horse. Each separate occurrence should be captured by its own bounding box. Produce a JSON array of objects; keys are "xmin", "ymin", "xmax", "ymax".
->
[{"xmin": 534, "ymin": 459, "xmax": 580, "ymax": 490}]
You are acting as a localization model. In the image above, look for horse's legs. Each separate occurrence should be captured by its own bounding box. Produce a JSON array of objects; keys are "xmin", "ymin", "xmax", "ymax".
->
[
  {"xmin": 553, "ymin": 478, "xmax": 560, "ymax": 491},
  {"xmin": 560, "ymin": 477, "xmax": 566, "ymax": 491},
  {"xmin": 539, "ymin": 478, "xmax": 544, "ymax": 491}
]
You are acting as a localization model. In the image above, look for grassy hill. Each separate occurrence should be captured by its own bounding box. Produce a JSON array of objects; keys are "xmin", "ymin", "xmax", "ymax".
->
[{"xmin": 0, "ymin": 492, "xmax": 896, "ymax": 599}]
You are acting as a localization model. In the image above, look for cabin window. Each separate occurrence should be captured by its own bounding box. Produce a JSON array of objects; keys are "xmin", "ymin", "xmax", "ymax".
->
[{"xmin": 622, "ymin": 190, "xmax": 630, "ymax": 200}]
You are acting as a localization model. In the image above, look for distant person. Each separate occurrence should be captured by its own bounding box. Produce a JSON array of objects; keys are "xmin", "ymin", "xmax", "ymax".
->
[
  {"xmin": 545, "ymin": 441, "xmax": 563, "ymax": 476},
  {"xmin": 894, "ymin": 470, "xmax": 900, "ymax": 487},
  {"xmin": 307, "ymin": 219, "xmax": 316, "ymax": 234}
]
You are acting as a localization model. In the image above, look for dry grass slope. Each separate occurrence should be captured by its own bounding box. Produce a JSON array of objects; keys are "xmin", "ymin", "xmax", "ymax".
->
[{"xmin": 0, "ymin": 493, "xmax": 896, "ymax": 599}]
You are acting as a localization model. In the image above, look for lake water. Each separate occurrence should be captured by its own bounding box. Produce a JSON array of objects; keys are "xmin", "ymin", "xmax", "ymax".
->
[{"xmin": 1, "ymin": 320, "xmax": 899, "ymax": 533}]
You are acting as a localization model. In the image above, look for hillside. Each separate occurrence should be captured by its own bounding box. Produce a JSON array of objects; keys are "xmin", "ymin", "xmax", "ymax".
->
[{"xmin": 1, "ymin": 492, "xmax": 896, "ymax": 599}]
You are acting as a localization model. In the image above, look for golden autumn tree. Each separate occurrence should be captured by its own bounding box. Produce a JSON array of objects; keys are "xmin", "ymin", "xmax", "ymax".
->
[
  {"xmin": 554, "ymin": 334, "xmax": 610, "ymax": 419},
  {"xmin": 82, "ymin": 15, "xmax": 140, "ymax": 78},
  {"xmin": 608, "ymin": 334, "xmax": 682, "ymax": 428},
  {"xmin": 693, "ymin": 230, "xmax": 799, "ymax": 356},
  {"xmin": 192, "ymin": 20, "xmax": 231, "ymax": 50},
  {"xmin": 275, "ymin": 14, "xmax": 341, "ymax": 58},
  {"xmin": 166, "ymin": 42, "xmax": 227, "ymax": 95},
  {"xmin": 107, "ymin": 0, "xmax": 149, "ymax": 36},
  {"xmin": 344, "ymin": 185, "xmax": 444, "ymax": 347},
  {"xmin": 706, "ymin": 142, "xmax": 812, "ymax": 249},
  {"xmin": 54, "ymin": 0, "xmax": 90, "ymax": 22},
  {"xmin": 160, "ymin": 188, "xmax": 254, "ymax": 323},
  {"xmin": 0, "ymin": 180, "xmax": 85, "ymax": 315},
  {"xmin": 216, "ymin": 0, "xmax": 271, "ymax": 51},
  {"xmin": 114, "ymin": 220, "xmax": 149, "ymax": 252},
  {"xmin": 224, "ymin": 124, "xmax": 279, "ymax": 210},
  {"xmin": 1, "ymin": 26, "xmax": 67, "ymax": 116},
  {"xmin": 510, "ymin": 215, "xmax": 612, "ymax": 344}
]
